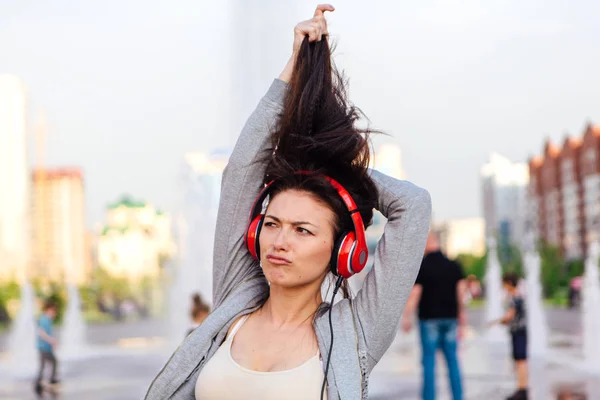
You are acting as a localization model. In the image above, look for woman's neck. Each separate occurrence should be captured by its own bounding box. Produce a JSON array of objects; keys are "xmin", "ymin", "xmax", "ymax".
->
[{"xmin": 261, "ymin": 283, "xmax": 323, "ymax": 328}]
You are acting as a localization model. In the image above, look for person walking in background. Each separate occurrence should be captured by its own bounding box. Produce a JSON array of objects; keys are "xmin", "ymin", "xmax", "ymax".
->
[
  {"xmin": 489, "ymin": 272, "xmax": 529, "ymax": 400},
  {"xmin": 34, "ymin": 299, "xmax": 60, "ymax": 394},
  {"xmin": 568, "ymin": 276, "xmax": 583, "ymax": 309},
  {"xmin": 465, "ymin": 274, "xmax": 481, "ymax": 304},
  {"xmin": 402, "ymin": 232, "xmax": 467, "ymax": 400}
]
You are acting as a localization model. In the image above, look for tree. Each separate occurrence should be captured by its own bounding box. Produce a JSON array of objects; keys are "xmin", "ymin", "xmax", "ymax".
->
[
  {"xmin": 0, "ymin": 280, "xmax": 20, "ymax": 324},
  {"xmin": 455, "ymin": 253, "xmax": 487, "ymax": 280},
  {"xmin": 538, "ymin": 242, "xmax": 565, "ymax": 298},
  {"xmin": 498, "ymin": 244, "xmax": 524, "ymax": 277},
  {"xmin": 46, "ymin": 283, "xmax": 66, "ymax": 323},
  {"xmin": 566, "ymin": 258, "xmax": 584, "ymax": 279}
]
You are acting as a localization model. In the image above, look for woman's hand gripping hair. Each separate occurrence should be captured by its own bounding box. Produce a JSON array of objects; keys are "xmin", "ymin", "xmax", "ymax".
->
[{"xmin": 279, "ymin": 4, "xmax": 335, "ymax": 83}]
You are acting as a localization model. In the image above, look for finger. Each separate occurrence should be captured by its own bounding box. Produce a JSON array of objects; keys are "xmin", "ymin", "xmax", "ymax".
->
[
  {"xmin": 312, "ymin": 20, "xmax": 326, "ymax": 40},
  {"xmin": 314, "ymin": 3, "xmax": 335, "ymax": 18},
  {"xmin": 308, "ymin": 26, "xmax": 319, "ymax": 42},
  {"xmin": 315, "ymin": 25, "xmax": 323, "ymax": 41},
  {"xmin": 314, "ymin": 18, "xmax": 327, "ymax": 39}
]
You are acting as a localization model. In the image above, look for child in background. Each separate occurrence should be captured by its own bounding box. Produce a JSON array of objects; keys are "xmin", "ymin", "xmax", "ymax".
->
[
  {"xmin": 35, "ymin": 299, "xmax": 60, "ymax": 394},
  {"xmin": 490, "ymin": 272, "xmax": 528, "ymax": 400}
]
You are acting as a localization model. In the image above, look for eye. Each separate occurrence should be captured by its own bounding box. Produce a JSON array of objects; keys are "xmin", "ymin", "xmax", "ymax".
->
[
  {"xmin": 296, "ymin": 227, "xmax": 313, "ymax": 235},
  {"xmin": 264, "ymin": 221, "xmax": 277, "ymax": 228}
]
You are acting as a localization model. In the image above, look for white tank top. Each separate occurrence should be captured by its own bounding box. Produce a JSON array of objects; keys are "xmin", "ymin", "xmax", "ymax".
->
[{"xmin": 195, "ymin": 315, "xmax": 327, "ymax": 400}]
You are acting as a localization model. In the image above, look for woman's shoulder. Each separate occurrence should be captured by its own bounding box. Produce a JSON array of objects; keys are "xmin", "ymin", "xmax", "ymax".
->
[{"xmin": 225, "ymin": 313, "xmax": 251, "ymax": 340}]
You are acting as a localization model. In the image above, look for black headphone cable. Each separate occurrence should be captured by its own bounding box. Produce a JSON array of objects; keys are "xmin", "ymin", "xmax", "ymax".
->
[{"xmin": 320, "ymin": 275, "xmax": 344, "ymax": 400}]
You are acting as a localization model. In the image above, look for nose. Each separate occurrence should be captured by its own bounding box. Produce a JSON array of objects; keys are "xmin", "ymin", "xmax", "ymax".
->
[{"xmin": 272, "ymin": 226, "xmax": 290, "ymax": 251}]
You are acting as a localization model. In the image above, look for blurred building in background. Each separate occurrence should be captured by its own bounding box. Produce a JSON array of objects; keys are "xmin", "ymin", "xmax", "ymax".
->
[
  {"xmin": 529, "ymin": 123, "xmax": 600, "ymax": 259},
  {"xmin": 560, "ymin": 137, "xmax": 584, "ymax": 260},
  {"xmin": 480, "ymin": 153, "xmax": 529, "ymax": 249},
  {"xmin": 371, "ymin": 143, "xmax": 406, "ymax": 180},
  {"xmin": 530, "ymin": 142, "xmax": 562, "ymax": 250},
  {"xmin": 31, "ymin": 168, "xmax": 91, "ymax": 284},
  {"xmin": 0, "ymin": 74, "xmax": 30, "ymax": 282},
  {"xmin": 97, "ymin": 196, "xmax": 175, "ymax": 282},
  {"xmin": 581, "ymin": 125, "xmax": 600, "ymax": 246},
  {"xmin": 434, "ymin": 218, "xmax": 485, "ymax": 259}
]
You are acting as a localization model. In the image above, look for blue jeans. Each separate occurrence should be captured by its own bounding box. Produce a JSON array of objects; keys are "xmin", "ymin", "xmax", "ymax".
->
[{"xmin": 419, "ymin": 319, "xmax": 463, "ymax": 400}]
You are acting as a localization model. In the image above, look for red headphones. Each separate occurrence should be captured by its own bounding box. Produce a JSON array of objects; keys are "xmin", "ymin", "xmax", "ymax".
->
[{"xmin": 244, "ymin": 172, "xmax": 368, "ymax": 279}]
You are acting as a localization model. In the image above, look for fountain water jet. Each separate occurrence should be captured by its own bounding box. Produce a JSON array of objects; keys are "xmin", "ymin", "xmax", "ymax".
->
[
  {"xmin": 169, "ymin": 151, "xmax": 227, "ymax": 347},
  {"xmin": 523, "ymin": 239, "xmax": 550, "ymax": 400},
  {"xmin": 7, "ymin": 280, "xmax": 37, "ymax": 378},
  {"xmin": 484, "ymin": 237, "xmax": 506, "ymax": 343},
  {"xmin": 524, "ymin": 249, "xmax": 548, "ymax": 359},
  {"xmin": 583, "ymin": 241, "xmax": 600, "ymax": 373},
  {"xmin": 58, "ymin": 191, "xmax": 87, "ymax": 360},
  {"xmin": 60, "ymin": 283, "xmax": 87, "ymax": 359}
]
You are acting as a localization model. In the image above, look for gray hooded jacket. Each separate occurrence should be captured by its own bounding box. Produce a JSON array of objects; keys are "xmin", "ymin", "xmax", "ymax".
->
[{"xmin": 145, "ymin": 79, "xmax": 432, "ymax": 400}]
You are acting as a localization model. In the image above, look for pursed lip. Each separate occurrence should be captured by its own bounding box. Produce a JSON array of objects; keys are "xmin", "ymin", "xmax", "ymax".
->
[{"xmin": 266, "ymin": 254, "xmax": 292, "ymax": 265}]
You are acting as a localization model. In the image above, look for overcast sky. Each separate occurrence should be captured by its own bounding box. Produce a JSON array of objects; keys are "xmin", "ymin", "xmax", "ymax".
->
[{"xmin": 1, "ymin": 0, "xmax": 599, "ymax": 228}]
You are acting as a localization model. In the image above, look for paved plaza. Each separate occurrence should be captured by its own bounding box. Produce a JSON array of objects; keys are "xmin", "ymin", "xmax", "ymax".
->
[{"xmin": 0, "ymin": 308, "xmax": 598, "ymax": 400}]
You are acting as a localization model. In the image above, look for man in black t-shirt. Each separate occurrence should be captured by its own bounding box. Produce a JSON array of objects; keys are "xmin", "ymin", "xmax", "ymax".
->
[{"xmin": 402, "ymin": 232, "xmax": 466, "ymax": 400}]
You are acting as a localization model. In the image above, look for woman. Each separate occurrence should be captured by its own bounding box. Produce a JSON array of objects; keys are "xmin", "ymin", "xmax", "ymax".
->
[{"xmin": 146, "ymin": 4, "xmax": 431, "ymax": 400}]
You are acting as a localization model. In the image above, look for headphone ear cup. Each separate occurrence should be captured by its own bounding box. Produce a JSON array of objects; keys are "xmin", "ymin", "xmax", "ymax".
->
[
  {"xmin": 254, "ymin": 215, "xmax": 264, "ymax": 260},
  {"xmin": 245, "ymin": 214, "xmax": 265, "ymax": 260},
  {"xmin": 330, "ymin": 234, "xmax": 345, "ymax": 276},
  {"xmin": 331, "ymin": 232, "xmax": 355, "ymax": 278}
]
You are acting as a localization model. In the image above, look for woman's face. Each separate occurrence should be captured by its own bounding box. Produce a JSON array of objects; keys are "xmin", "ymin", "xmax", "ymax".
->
[{"xmin": 259, "ymin": 189, "xmax": 336, "ymax": 289}]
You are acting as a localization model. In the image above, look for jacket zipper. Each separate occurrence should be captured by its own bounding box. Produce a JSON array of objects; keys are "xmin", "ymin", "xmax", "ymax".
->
[{"xmin": 349, "ymin": 301, "xmax": 368, "ymax": 400}]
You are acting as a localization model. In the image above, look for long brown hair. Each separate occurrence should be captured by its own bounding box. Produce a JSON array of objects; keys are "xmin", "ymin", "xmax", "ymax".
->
[{"xmin": 263, "ymin": 36, "xmax": 379, "ymax": 299}]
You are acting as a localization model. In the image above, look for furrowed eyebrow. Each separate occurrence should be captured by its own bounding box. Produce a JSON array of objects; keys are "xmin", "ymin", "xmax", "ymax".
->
[{"xmin": 265, "ymin": 215, "xmax": 318, "ymax": 227}]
